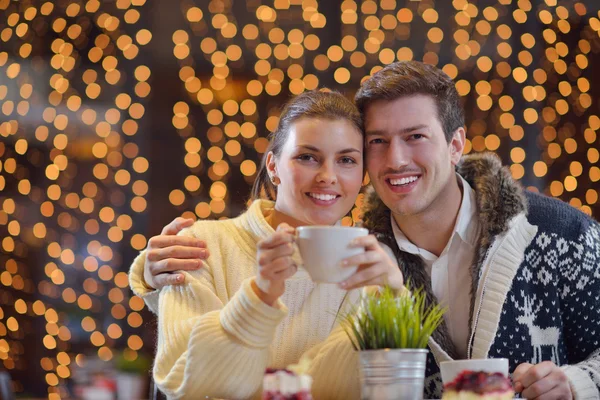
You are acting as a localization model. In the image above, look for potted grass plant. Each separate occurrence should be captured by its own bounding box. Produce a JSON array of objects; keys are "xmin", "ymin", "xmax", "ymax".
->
[{"xmin": 341, "ymin": 286, "xmax": 445, "ymax": 400}]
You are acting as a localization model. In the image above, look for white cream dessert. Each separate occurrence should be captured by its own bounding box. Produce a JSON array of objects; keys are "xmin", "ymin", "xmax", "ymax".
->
[
  {"xmin": 442, "ymin": 370, "xmax": 514, "ymax": 400},
  {"xmin": 262, "ymin": 357, "xmax": 313, "ymax": 400}
]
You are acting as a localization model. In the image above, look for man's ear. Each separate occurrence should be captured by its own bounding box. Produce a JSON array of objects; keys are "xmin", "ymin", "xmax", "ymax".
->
[{"xmin": 449, "ymin": 127, "xmax": 466, "ymax": 166}]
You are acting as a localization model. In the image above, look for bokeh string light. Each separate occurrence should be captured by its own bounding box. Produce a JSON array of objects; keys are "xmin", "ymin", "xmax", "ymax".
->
[
  {"xmin": 1, "ymin": 0, "xmax": 151, "ymax": 397},
  {"xmin": 0, "ymin": 0, "xmax": 599, "ymax": 397}
]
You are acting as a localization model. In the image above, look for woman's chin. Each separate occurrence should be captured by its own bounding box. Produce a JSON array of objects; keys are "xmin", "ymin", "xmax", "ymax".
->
[{"xmin": 302, "ymin": 211, "xmax": 347, "ymax": 226}]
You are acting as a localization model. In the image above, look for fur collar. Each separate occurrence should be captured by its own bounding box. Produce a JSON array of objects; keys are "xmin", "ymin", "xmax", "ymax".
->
[{"xmin": 362, "ymin": 152, "xmax": 527, "ymax": 359}]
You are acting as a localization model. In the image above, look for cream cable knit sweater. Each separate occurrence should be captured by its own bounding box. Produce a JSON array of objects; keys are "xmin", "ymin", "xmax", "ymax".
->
[{"xmin": 129, "ymin": 200, "xmax": 362, "ymax": 399}]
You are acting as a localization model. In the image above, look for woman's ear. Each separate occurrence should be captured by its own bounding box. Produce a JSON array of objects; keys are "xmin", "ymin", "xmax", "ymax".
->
[{"xmin": 266, "ymin": 151, "xmax": 280, "ymax": 185}]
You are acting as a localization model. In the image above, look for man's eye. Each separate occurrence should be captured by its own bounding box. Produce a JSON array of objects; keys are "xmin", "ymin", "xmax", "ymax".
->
[
  {"xmin": 368, "ymin": 138, "xmax": 385, "ymax": 145},
  {"xmin": 410, "ymin": 134, "xmax": 424, "ymax": 140}
]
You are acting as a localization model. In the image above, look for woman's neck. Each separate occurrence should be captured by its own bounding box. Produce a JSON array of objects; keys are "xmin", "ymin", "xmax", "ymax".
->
[{"xmin": 264, "ymin": 205, "xmax": 308, "ymax": 230}]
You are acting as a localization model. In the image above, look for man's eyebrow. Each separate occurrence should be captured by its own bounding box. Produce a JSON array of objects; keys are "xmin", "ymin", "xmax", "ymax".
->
[{"xmin": 365, "ymin": 124, "xmax": 429, "ymax": 136}]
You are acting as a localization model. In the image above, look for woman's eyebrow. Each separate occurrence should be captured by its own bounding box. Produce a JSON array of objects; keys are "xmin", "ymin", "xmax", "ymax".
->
[
  {"xmin": 297, "ymin": 144, "xmax": 361, "ymax": 154},
  {"xmin": 338, "ymin": 148, "xmax": 362, "ymax": 154}
]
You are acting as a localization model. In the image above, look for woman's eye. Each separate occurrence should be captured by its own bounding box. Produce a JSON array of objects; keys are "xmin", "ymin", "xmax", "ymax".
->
[
  {"xmin": 339, "ymin": 157, "xmax": 357, "ymax": 164},
  {"xmin": 297, "ymin": 154, "xmax": 317, "ymax": 162}
]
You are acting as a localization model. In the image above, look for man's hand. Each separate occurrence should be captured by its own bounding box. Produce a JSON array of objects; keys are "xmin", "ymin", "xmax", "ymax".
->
[
  {"xmin": 513, "ymin": 361, "xmax": 572, "ymax": 400},
  {"xmin": 143, "ymin": 217, "xmax": 209, "ymax": 289},
  {"xmin": 338, "ymin": 235, "xmax": 404, "ymax": 291}
]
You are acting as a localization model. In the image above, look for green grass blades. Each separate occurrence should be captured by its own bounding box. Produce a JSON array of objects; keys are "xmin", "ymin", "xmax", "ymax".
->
[{"xmin": 341, "ymin": 286, "xmax": 446, "ymax": 350}]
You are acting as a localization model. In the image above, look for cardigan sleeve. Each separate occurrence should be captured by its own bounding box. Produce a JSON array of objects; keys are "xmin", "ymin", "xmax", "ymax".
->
[
  {"xmin": 559, "ymin": 219, "xmax": 600, "ymax": 399},
  {"xmin": 153, "ymin": 267, "xmax": 288, "ymax": 400},
  {"xmin": 128, "ymin": 250, "xmax": 160, "ymax": 314}
]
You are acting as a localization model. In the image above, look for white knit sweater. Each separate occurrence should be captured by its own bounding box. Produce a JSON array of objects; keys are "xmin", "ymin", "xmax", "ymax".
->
[{"xmin": 129, "ymin": 200, "xmax": 362, "ymax": 399}]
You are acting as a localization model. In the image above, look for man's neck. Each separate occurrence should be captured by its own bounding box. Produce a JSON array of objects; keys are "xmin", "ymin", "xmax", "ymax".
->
[{"xmin": 393, "ymin": 177, "xmax": 464, "ymax": 257}]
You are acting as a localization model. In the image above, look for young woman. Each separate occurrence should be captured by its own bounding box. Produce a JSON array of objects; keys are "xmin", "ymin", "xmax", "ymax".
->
[{"xmin": 129, "ymin": 91, "xmax": 403, "ymax": 399}]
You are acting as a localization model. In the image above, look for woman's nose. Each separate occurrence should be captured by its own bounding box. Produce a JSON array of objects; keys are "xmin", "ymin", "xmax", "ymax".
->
[{"xmin": 316, "ymin": 162, "xmax": 338, "ymax": 184}]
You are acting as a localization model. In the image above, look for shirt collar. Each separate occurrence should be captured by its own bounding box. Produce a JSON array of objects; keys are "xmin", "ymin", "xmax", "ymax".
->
[
  {"xmin": 455, "ymin": 174, "xmax": 478, "ymax": 247},
  {"xmin": 390, "ymin": 173, "xmax": 479, "ymax": 259}
]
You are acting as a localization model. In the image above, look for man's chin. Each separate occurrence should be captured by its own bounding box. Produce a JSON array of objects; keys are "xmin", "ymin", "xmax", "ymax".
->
[{"xmin": 388, "ymin": 201, "xmax": 422, "ymax": 218}]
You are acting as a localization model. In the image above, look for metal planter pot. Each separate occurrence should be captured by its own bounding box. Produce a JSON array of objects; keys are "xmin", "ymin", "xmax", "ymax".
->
[{"xmin": 359, "ymin": 348, "xmax": 428, "ymax": 400}]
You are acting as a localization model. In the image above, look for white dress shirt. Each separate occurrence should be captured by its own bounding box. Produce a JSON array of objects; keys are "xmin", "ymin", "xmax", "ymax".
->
[{"xmin": 391, "ymin": 174, "xmax": 480, "ymax": 358}]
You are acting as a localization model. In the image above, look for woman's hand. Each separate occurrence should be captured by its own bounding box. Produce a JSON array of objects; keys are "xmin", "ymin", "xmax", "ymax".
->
[
  {"xmin": 252, "ymin": 223, "xmax": 298, "ymax": 306},
  {"xmin": 338, "ymin": 235, "xmax": 404, "ymax": 291}
]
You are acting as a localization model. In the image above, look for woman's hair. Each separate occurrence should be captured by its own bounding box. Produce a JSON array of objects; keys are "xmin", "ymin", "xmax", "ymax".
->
[{"xmin": 251, "ymin": 90, "xmax": 363, "ymax": 201}]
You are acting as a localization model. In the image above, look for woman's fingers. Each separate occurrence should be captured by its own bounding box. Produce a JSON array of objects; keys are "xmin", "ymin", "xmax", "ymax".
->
[
  {"xmin": 341, "ymin": 250, "xmax": 382, "ymax": 268},
  {"xmin": 339, "ymin": 264, "xmax": 384, "ymax": 290},
  {"xmin": 258, "ymin": 242, "xmax": 294, "ymax": 266},
  {"xmin": 275, "ymin": 263, "xmax": 298, "ymax": 281},
  {"xmin": 258, "ymin": 231, "xmax": 294, "ymax": 249},
  {"xmin": 348, "ymin": 234, "xmax": 379, "ymax": 250},
  {"xmin": 259, "ymin": 256, "xmax": 296, "ymax": 279}
]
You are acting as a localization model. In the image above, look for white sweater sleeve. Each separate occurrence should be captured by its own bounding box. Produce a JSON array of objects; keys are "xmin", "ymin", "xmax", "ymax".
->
[
  {"xmin": 153, "ymin": 271, "xmax": 288, "ymax": 400},
  {"xmin": 128, "ymin": 250, "xmax": 160, "ymax": 314},
  {"xmin": 301, "ymin": 324, "xmax": 360, "ymax": 400}
]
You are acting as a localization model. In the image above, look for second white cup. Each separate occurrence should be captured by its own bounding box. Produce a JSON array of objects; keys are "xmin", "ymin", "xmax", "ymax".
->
[{"xmin": 296, "ymin": 225, "xmax": 369, "ymax": 283}]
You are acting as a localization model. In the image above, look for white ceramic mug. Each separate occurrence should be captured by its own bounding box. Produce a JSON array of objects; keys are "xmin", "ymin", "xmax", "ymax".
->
[
  {"xmin": 296, "ymin": 226, "xmax": 369, "ymax": 283},
  {"xmin": 440, "ymin": 358, "xmax": 509, "ymax": 385}
]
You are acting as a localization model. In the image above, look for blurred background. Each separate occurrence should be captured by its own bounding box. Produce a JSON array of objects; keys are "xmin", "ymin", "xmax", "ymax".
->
[{"xmin": 0, "ymin": 0, "xmax": 599, "ymax": 398}]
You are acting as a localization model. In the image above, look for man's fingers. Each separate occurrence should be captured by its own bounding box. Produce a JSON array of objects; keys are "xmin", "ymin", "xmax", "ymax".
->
[
  {"xmin": 521, "ymin": 376, "xmax": 556, "ymax": 399},
  {"xmin": 513, "ymin": 362, "xmax": 533, "ymax": 393},
  {"xmin": 513, "ymin": 362, "xmax": 534, "ymax": 381},
  {"xmin": 151, "ymin": 273, "xmax": 185, "ymax": 289},
  {"xmin": 524, "ymin": 369, "xmax": 571, "ymax": 400},
  {"xmin": 517, "ymin": 361, "xmax": 554, "ymax": 389},
  {"xmin": 150, "ymin": 258, "xmax": 202, "ymax": 275},
  {"xmin": 161, "ymin": 217, "xmax": 195, "ymax": 235},
  {"xmin": 148, "ymin": 235, "xmax": 206, "ymax": 250},
  {"xmin": 147, "ymin": 246, "xmax": 208, "ymax": 262}
]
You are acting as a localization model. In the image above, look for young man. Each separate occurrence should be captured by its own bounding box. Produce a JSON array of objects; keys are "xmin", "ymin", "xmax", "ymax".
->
[
  {"xmin": 356, "ymin": 61, "xmax": 600, "ymax": 399},
  {"xmin": 131, "ymin": 62, "xmax": 600, "ymax": 399}
]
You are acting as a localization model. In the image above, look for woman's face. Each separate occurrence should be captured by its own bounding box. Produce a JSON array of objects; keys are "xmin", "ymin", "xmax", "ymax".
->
[{"xmin": 267, "ymin": 117, "xmax": 364, "ymax": 226}]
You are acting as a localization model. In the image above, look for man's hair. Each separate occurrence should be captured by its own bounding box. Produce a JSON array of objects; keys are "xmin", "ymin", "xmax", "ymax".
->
[{"xmin": 354, "ymin": 61, "xmax": 464, "ymax": 142}]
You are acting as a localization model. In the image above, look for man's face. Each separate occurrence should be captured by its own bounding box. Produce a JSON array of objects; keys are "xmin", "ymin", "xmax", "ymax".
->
[{"xmin": 364, "ymin": 94, "xmax": 465, "ymax": 219}]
